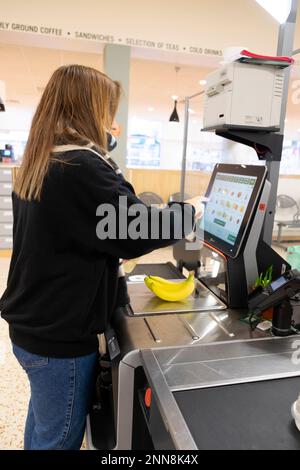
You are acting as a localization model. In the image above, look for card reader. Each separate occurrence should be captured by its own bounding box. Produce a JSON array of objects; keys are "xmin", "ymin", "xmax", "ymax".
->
[{"xmin": 248, "ymin": 269, "xmax": 300, "ymax": 336}]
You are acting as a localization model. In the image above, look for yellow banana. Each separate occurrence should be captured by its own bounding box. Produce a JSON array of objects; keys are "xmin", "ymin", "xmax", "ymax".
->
[
  {"xmin": 144, "ymin": 273, "xmax": 195, "ymax": 302},
  {"xmin": 147, "ymin": 275, "xmax": 180, "ymax": 285}
]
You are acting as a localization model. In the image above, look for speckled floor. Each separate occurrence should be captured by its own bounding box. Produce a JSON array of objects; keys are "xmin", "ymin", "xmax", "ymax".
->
[{"xmin": 0, "ymin": 257, "xmax": 29, "ymax": 450}]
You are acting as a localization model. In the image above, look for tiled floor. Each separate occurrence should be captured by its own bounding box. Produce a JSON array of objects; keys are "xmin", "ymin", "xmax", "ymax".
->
[
  {"xmin": 0, "ymin": 257, "xmax": 29, "ymax": 450},
  {"xmin": 0, "ymin": 244, "xmax": 290, "ymax": 450}
]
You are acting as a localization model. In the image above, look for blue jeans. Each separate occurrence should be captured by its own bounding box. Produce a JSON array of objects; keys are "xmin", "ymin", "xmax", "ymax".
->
[{"xmin": 12, "ymin": 343, "xmax": 98, "ymax": 450}]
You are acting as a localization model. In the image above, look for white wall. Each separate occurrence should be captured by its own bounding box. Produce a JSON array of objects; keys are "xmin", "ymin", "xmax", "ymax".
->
[
  {"xmin": 1, "ymin": 0, "xmax": 286, "ymax": 58},
  {"xmin": 0, "ymin": 106, "xmax": 31, "ymax": 159},
  {"xmin": 0, "ymin": 80, "xmax": 5, "ymax": 101}
]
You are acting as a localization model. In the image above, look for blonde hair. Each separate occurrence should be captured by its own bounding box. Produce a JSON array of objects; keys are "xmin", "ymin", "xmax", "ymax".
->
[{"xmin": 14, "ymin": 64, "xmax": 121, "ymax": 200}]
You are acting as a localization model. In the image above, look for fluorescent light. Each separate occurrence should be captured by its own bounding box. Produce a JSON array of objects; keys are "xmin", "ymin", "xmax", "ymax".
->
[
  {"xmin": 255, "ymin": 0, "xmax": 292, "ymax": 24},
  {"xmin": 199, "ymin": 80, "xmax": 207, "ymax": 86}
]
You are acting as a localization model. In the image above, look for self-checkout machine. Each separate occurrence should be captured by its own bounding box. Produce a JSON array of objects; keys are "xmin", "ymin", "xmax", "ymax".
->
[
  {"xmin": 173, "ymin": 56, "xmax": 293, "ymax": 310},
  {"xmin": 87, "ymin": 2, "xmax": 300, "ymax": 450}
]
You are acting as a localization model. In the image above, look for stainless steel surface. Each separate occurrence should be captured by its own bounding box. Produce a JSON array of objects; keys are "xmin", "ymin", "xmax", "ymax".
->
[
  {"xmin": 114, "ymin": 305, "xmax": 269, "ymax": 450},
  {"xmin": 150, "ymin": 336, "xmax": 300, "ymax": 391},
  {"xmin": 140, "ymin": 336, "xmax": 300, "ymax": 449},
  {"xmin": 116, "ymin": 308, "xmax": 266, "ymax": 355},
  {"xmin": 209, "ymin": 312, "xmax": 234, "ymax": 337},
  {"xmin": 116, "ymin": 357, "xmax": 137, "ymax": 450},
  {"xmin": 127, "ymin": 279, "xmax": 226, "ymax": 316},
  {"xmin": 141, "ymin": 349, "xmax": 197, "ymax": 450},
  {"xmin": 144, "ymin": 318, "xmax": 162, "ymax": 343},
  {"xmin": 179, "ymin": 317, "xmax": 200, "ymax": 340}
]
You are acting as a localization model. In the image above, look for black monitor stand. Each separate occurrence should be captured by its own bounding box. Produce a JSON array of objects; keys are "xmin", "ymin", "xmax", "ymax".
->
[{"xmin": 175, "ymin": 126, "xmax": 290, "ymax": 308}]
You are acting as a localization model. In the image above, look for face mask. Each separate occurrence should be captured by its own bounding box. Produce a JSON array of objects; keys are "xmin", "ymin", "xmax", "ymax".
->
[{"xmin": 107, "ymin": 132, "xmax": 117, "ymax": 152}]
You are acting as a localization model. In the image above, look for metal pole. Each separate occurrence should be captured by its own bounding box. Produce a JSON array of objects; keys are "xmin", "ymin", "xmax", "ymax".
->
[
  {"xmin": 180, "ymin": 97, "xmax": 190, "ymax": 201},
  {"xmin": 179, "ymin": 90, "xmax": 205, "ymax": 201},
  {"xmin": 263, "ymin": 0, "xmax": 298, "ymax": 245},
  {"xmin": 179, "ymin": 90, "xmax": 205, "ymax": 103}
]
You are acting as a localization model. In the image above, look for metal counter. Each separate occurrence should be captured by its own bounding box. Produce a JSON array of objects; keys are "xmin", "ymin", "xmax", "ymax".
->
[
  {"xmin": 113, "ymin": 304, "xmax": 268, "ymax": 449},
  {"xmin": 140, "ymin": 337, "xmax": 300, "ymax": 450},
  {"xmin": 89, "ymin": 263, "xmax": 300, "ymax": 450}
]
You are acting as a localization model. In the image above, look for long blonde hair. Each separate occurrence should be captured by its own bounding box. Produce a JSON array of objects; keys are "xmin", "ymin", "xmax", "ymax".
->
[{"xmin": 14, "ymin": 64, "xmax": 121, "ymax": 200}]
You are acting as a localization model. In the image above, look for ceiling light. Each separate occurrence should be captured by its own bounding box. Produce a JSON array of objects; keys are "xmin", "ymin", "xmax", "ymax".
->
[
  {"xmin": 255, "ymin": 0, "xmax": 292, "ymax": 24},
  {"xmin": 169, "ymin": 100, "xmax": 179, "ymax": 122},
  {"xmin": 169, "ymin": 67, "xmax": 181, "ymax": 122},
  {"xmin": 6, "ymin": 99, "xmax": 20, "ymax": 104},
  {"xmin": 148, "ymin": 107, "xmax": 154, "ymax": 112},
  {"xmin": 199, "ymin": 80, "xmax": 207, "ymax": 86}
]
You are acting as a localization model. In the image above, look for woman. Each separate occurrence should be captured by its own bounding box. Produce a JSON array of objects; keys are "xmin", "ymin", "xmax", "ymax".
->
[{"xmin": 0, "ymin": 65, "xmax": 200, "ymax": 450}]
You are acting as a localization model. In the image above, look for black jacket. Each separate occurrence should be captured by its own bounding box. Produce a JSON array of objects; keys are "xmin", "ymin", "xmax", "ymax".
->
[{"xmin": 0, "ymin": 150, "xmax": 194, "ymax": 357}]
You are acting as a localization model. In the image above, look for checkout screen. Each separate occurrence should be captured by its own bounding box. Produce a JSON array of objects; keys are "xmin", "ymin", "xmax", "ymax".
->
[{"xmin": 202, "ymin": 172, "xmax": 257, "ymax": 246}]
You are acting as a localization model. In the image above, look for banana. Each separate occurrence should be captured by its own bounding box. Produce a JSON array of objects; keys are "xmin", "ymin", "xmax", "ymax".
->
[
  {"xmin": 147, "ymin": 275, "xmax": 178, "ymax": 285},
  {"xmin": 144, "ymin": 273, "xmax": 195, "ymax": 302}
]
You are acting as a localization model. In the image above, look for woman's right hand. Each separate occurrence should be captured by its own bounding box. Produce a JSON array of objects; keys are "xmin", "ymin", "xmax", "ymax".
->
[{"xmin": 184, "ymin": 196, "xmax": 208, "ymax": 220}]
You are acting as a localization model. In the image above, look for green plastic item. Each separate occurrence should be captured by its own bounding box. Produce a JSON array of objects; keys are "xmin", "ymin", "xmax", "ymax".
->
[
  {"xmin": 254, "ymin": 265, "xmax": 273, "ymax": 289},
  {"xmin": 287, "ymin": 246, "xmax": 300, "ymax": 271}
]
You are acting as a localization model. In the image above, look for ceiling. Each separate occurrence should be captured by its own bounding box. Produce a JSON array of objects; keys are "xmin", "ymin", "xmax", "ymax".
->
[
  {"xmin": 0, "ymin": 40, "xmax": 299, "ymax": 136},
  {"xmin": 0, "ymin": 41, "xmax": 212, "ymax": 123}
]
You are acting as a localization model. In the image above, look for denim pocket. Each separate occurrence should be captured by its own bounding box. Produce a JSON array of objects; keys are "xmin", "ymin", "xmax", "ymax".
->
[{"xmin": 12, "ymin": 343, "xmax": 49, "ymax": 369}]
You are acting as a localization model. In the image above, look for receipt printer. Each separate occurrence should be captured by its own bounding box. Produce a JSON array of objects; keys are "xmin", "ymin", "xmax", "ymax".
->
[{"xmin": 203, "ymin": 62, "xmax": 284, "ymax": 131}]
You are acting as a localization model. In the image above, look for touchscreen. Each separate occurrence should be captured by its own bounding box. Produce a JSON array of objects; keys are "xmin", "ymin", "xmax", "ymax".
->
[{"xmin": 201, "ymin": 172, "xmax": 257, "ymax": 246}]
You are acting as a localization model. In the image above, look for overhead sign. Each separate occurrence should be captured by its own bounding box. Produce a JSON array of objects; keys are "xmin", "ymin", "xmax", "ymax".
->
[{"xmin": 0, "ymin": 20, "xmax": 223, "ymax": 58}]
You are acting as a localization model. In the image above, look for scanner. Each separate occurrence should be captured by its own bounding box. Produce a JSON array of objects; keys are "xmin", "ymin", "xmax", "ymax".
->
[{"xmin": 248, "ymin": 269, "xmax": 300, "ymax": 336}]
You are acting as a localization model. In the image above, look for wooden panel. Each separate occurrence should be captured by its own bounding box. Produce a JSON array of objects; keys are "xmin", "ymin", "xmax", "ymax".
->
[
  {"xmin": 126, "ymin": 169, "xmax": 211, "ymax": 202},
  {"xmin": 126, "ymin": 169, "xmax": 180, "ymax": 202},
  {"xmin": 185, "ymin": 171, "xmax": 210, "ymax": 198},
  {"xmin": 0, "ymin": 249, "xmax": 12, "ymax": 257},
  {"xmin": 278, "ymin": 175, "xmax": 300, "ymax": 180},
  {"xmin": 126, "ymin": 169, "xmax": 300, "ymax": 204}
]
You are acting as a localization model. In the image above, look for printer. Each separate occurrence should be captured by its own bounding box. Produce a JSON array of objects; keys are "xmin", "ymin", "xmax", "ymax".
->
[{"xmin": 203, "ymin": 61, "xmax": 285, "ymax": 131}]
